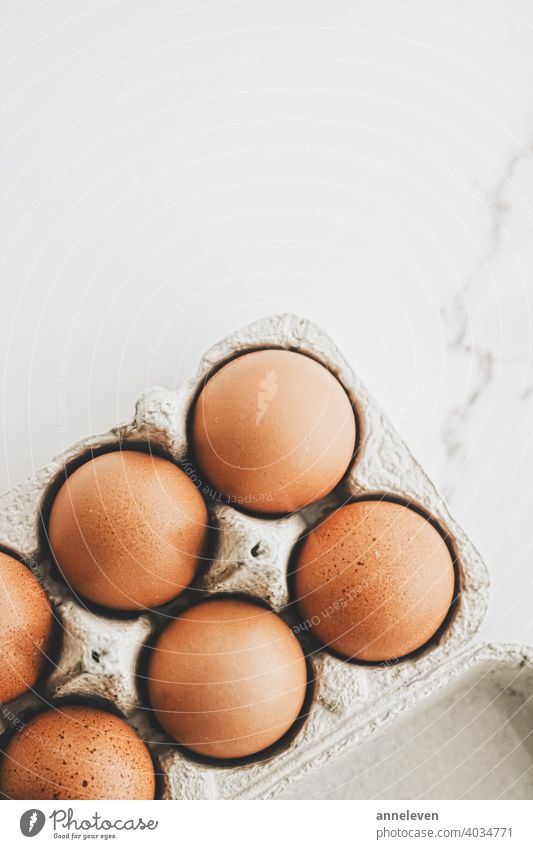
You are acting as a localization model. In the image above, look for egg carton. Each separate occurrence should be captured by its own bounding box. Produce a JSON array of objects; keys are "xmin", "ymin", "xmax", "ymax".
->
[
  {"xmin": 0, "ymin": 312, "xmax": 505, "ymax": 800},
  {"xmin": 282, "ymin": 642, "xmax": 533, "ymax": 799}
]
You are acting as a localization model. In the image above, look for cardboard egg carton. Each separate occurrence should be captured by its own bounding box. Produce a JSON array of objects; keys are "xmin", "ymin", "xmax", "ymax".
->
[
  {"xmin": 282, "ymin": 642, "xmax": 533, "ymax": 800},
  {"xmin": 1, "ymin": 312, "xmax": 521, "ymax": 800}
]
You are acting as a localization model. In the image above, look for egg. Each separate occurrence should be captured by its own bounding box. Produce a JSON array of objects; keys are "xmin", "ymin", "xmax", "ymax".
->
[
  {"xmin": 148, "ymin": 598, "xmax": 308, "ymax": 759},
  {"xmin": 294, "ymin": 500, "xmax": 455, "ymax": 662},
  {"xmin": 0, "ymin": 705, "xmax": 154, "ymax": 800},
  {"xmin": 0, "ymin": 552, "xmax": 53, "ymax": 704},
  {"xmin": 48, "ymin": 450, "xmax": 208, "ymax": 610},
  {"xmin": 191, "ymin": 349, "xmax": 356, "ymax": 514}
]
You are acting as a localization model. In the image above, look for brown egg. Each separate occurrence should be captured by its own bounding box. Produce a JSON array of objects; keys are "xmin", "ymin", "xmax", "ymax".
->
[
  {"xmin": 294, "ymin": 500, "xmax": 455, "ymax": 662},
  {"xmin": 0, "ymin": 552, "xmax": 53, "ymax": 703},
  {"xmin": 0, "ymin": 706, "xmax": 155, "ymax": 800},
  {"xmin": 48, "ymin": 450, "xmax": 208, "ymax": 610},
  {"xmin": 191, "ymin": 349, "xmax": 356, "ymax": 514},
  {"xmin": 148, "ymin": 599, "xmax": 308, "ymax": 759}
]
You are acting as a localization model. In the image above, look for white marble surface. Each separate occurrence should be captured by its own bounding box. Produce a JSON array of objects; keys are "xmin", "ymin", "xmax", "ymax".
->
[{"xmin": 1, "ymin": 0, "xmax": 532, "ymax": 797}]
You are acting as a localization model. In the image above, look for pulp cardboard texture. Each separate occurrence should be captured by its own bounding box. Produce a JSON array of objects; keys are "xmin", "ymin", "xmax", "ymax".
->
[
  {"xmin": 282, "ymin": 643, "xmax": 533, "ymax": 799},
  {"xmin": 0, "ymin": 313, "xmax": 525, "ymax": 800}
]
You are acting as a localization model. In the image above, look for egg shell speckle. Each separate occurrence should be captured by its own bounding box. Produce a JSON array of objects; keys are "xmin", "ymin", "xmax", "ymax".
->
[
  {"xmin": 48, "ymin": 450, "xmax": 209, "ymax": 610},
  {"xmin": 0, "ymin": 551, "xmax": 53, "ymax": 704},
  {"xmin": 294, "ymin": 500, "xmax": 456, "ymax": 662},
  {"xmin": 191, "ymin": 349, "xmax": 356, "ymax": 514},
  {"xmin": 148, "ymin": 598, "xmax": 308, "ymax": 760},
  {"xmin": 0, "ymin": 705, "xmax": 155, "ymax": 800}
]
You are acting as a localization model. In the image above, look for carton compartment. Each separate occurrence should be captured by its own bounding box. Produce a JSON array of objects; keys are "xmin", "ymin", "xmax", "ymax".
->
[{"xmin": 282, "ymin": 654, "xmax": 533, "ymax": 800}]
